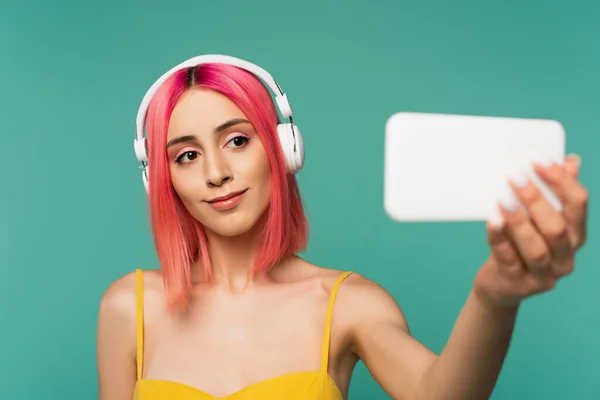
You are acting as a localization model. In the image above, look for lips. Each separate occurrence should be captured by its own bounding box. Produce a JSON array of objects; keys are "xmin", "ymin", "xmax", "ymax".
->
[
  {"xmin": 206, "ymin": 190, "xmax": 247, "ymax": 204},
  {"xmin": 205, "ymin": 189, "xmax": 248, "ymax": 211}
]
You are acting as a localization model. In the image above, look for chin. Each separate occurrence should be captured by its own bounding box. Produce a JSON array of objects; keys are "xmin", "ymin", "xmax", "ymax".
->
[
  {"xmin": 207, "ymin": 222, "xmax": 256, "ymax": 237},
  {"xmin": 197, "ymin": 210, "xmax": 267, "ymax": 238}
]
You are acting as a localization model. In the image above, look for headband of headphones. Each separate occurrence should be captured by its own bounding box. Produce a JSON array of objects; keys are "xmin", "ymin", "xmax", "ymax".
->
[{"xmin": 133, "ymin": 54, "xmax": 294, "ymax": 164}]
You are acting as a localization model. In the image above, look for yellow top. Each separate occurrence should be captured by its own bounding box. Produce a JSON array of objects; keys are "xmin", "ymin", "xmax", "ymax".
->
[{"xmin": 133, "ymin": 269, "xmax": 353, "ymax": 400}]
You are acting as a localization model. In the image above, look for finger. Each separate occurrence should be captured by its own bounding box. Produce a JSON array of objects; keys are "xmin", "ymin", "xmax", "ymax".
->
[
  {"xmin": 563, "ymin": 154, "xmax": 581, "ymax": 178},
  {"xmin": 486, "ymin": 220, "xmax": 522, "ymax": 276},
  {"xmin": 497, "ymin": 194, "xmax": 552, "ymax": 277},
  {"xmin": 533, "ymin": 160, "xmax": 588, "ymax": 248},
  {"xmin": 507, "ymin": 173, "xmax": 572, "ymax": 273}
]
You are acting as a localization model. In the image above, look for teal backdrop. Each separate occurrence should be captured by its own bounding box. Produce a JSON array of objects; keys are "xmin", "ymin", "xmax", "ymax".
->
[{"xmin": 1, "ymin": 0, "xmax": 598, "ymax": 399}]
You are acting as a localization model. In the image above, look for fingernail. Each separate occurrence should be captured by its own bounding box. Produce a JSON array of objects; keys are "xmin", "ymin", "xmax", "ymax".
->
[
  {"xmin": 488, "ymin": 215, "xmax": 505, "ymax": 230},
  {"xmin": 508, "ymin": 170, "xmax": 529, "ymax": 188},
  {"xmin": 536, "ymin": 155, "xmax": 554, "ymax": 168},
  {"xmin": 499, "ymin": 195, "xmax": 519, "ymax": 214},
  {"xmin": 567, "ymin": 153, "xmax": 581, "ymax": 167}
]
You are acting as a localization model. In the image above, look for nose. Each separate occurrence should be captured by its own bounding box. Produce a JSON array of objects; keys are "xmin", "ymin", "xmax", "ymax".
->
[{"xmin": 204, "ymin": 151, "xmax": 232, "ymax": 188}]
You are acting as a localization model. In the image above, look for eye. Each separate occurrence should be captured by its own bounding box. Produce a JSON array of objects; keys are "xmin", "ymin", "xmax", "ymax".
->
[
  {"xmin": 226, "ymin": 135, "xmax": 250, "ymax": 148},
  {"xmin": 175, "ymin": 150, "xmax": 199, "ymax": 164}
]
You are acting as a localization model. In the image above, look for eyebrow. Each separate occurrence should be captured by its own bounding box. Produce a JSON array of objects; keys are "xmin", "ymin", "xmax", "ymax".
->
[
  {"xmin": 166, "ymin": 118, "xmax": 251, "ymax": 148},
  {"xmin": 215, "ymin": 118, "xmax": 251, "ymax": 132}
]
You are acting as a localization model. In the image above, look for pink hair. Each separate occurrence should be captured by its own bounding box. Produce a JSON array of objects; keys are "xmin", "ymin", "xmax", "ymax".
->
[{"xmin": 144, "ymin": 63, "xmax": 308, "ymax": 311}]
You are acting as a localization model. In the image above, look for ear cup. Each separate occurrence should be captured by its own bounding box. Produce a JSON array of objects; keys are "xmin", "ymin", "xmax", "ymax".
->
[
  {"xmin": 135, "ymin": 137, "xmax": 150, "ymax": 193},
  {"xmin": 134, "ymin": 137, "xmax": 148, "ymax": 163},
  {"xmin": 277, "ymin": 123, "xmax": 304, "ymax": 174},
  {"xmin": 291, "ymin": 124, "xmax": 304, "ymax": 172},
  {"xmin": 142, "ymin": 166, "xmax": 149, "ymax": 193}
]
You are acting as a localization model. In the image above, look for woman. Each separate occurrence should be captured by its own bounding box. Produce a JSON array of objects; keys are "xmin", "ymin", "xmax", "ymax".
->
[{"xmin": 96, "ymin": 55, "xmax": 589, "ymax": 400}]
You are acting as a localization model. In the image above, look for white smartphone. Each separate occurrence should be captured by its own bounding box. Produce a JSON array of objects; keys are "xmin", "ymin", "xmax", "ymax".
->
[{"xmin": 383, "ymin": 112, "xmax": 566, "ymax": 223}]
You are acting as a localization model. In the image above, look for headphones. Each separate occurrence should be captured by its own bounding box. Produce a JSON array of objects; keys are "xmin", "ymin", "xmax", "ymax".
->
[{"xmin": 134, "ymin": 54, "xmax": 305, "ymax": 193}]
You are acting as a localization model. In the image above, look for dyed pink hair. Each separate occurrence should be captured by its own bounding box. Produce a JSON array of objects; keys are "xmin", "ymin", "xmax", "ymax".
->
[{"xmin": 144, "ymin": 63, "xmax": 308, "ymax": 311}]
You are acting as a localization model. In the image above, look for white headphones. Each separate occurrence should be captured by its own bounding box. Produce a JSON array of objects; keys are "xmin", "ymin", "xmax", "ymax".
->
[{"xmin": 134, "ymin": 54, "xmax": 305, "ymax": 193}]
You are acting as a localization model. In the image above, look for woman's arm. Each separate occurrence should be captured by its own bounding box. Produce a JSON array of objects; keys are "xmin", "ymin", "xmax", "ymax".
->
[
  {"xmin": 96, "ymin": 272, "xmax": 138, "ymax": 400},
  {"xmin": 413, "ymin": 289, "xmax": 518, "ymax": 400},
  {"xmin": 345, "ymin": 275, "xmax": 516, "ymax": 400}
]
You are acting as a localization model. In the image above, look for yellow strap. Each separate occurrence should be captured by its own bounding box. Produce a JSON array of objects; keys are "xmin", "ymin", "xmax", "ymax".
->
[
  {"xmin": 135, "ymin": 269, "xmax": 144, "ymax": 381},
  {"xmin": 321, "ymin": 271, "xmax": 353, "ymax": 373}
]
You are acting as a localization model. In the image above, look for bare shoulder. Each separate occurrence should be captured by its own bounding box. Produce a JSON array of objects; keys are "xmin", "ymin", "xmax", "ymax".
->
[
  {"xmin": 96, "ymin": 269, "xmax": 142, "ymax": 390},
  {"xmin": 291, "ymin": 258, "xmax": 410, "ymax": 332},
  {"xmin": 97, "ymin": 268, "xmax": 164, "ymax": 330},
  {"xmin": 334, "ymin": 272, "xmax": 411, "ymax": 335},
  {"xmin": 98, "ymin": 270, "xmax": 138, "ymax": 323},
  {"xmin": 96, "ymin": 270, "xmax": 162, "ymax": 398},
  {"xmin": 298, "ymin": 263, "xmax": 413, "ymax": 363}
]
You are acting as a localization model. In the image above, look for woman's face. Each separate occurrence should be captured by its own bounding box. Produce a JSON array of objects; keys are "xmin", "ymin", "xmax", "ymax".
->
[{"xmin": 166, "ymin": 87, "xmax": 272, "ymax": 237}]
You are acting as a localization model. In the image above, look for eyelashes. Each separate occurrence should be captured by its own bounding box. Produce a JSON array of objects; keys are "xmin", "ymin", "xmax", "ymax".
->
[
  {"xmin": 174, "ymin": 134, "xmax": 251, "ymax": 164},
  {"xmin": 175, "ymin": 150, "xmax": 198, "ymax": 164},
  {"xmin": 225, "ymin": 134, "xmax": 250, "ymax": 148}
]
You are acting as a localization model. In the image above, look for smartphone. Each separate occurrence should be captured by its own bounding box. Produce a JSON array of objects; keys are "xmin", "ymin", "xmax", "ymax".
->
[{"xmin": 383, "ymin": 112, "xmax": 565, "ymax": 222}]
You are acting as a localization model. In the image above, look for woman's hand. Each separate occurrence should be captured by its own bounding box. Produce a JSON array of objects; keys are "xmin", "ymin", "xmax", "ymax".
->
[{"xmin": 474, "ymin": 154, "xmax": 588, "ymax": 309}]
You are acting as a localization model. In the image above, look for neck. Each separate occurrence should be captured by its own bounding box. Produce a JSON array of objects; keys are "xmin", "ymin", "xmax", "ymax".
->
[{"xmin": 199, "ymin": 223, "xmax": 266, "ymax": 292}]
